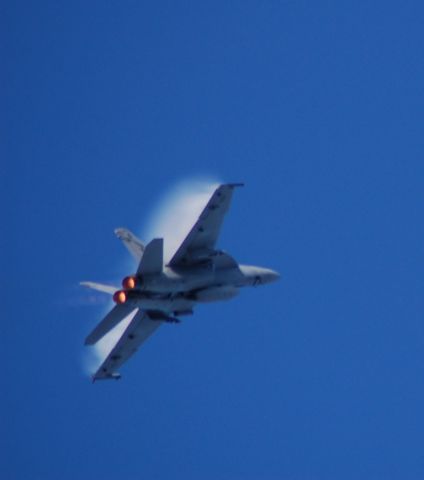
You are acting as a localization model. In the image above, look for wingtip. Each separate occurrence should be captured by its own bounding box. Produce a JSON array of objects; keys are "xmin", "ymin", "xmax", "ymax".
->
[
  {"xmin": 91, "ymin": 372, "xmax": 122, "ymax": 382},
  {"xmin": 80, "ymin": 281, "xmax": 95, "ymax": 290}
]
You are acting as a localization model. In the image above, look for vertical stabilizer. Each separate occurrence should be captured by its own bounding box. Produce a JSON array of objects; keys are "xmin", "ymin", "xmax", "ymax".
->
[
  {"xmin": 115, "ymin": 228, "xmax": 145, "ymax": 261},
  {"xmin": 137, "ymin": 238, "xmax": 163, "ymax": 275}
]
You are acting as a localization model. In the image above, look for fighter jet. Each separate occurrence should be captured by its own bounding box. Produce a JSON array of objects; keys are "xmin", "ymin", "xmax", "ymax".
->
[{"xmin": 82, "ymin": 183, "xmax": 279, "ymax": 381}]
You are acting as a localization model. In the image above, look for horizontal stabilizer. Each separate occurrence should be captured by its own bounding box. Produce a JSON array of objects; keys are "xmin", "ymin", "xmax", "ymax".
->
[
  {"xmin": 80, "ymin": 281, "xmax": 117, "ymax": 295},
  {"xmin": 85, "ymin": 304, "xmax": 136, "ymax": 345},
  {"xmin": 137, "ymin": 238, "xmax": 163, "ymax": 275},
  {"xmin": 115, "ymin": 228, "xmax": 145, "ymax": 261}
]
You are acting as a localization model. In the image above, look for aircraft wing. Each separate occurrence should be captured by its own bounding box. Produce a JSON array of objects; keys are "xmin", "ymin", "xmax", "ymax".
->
[
  {"xmin": 169, "ymin": 183, "xmax": 243, "ymax": 267},
  {"xmin": 84, "ymin": 304, "xmax": 136, "ymax": 345},
  {"xmin": 92, "ymin": 309, "xmax": 161, "ymax": 381}
]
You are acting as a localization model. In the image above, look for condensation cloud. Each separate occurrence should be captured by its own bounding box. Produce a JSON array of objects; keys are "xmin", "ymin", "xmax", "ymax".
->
[
  {"xmin": 83, "ymin": 307, "xmax": 137, "ymax": 376},
  {"xmin": 143, "ymin": 178, "xmax": 220, "ymax": 263},
  {"xmin": 83, "ymin": 178, "xmax": 220, "ymax": 376}
]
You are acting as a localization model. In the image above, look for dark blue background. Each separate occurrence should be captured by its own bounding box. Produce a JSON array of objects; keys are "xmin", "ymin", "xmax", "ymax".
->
[{"xmin": 3, "ymin": 1, "xmax": 424, "ymax": 479}]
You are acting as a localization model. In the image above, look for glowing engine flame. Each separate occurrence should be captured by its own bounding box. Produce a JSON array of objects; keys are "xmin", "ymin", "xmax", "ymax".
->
[
  {"xmin": 113, "ymin": 290, "xmax": 127, "ymax": 304},
  {"xmin": 122, "ymin": 275, "xmax": 137, "ymax": 290},
  {"xmin": 84, "ymin": 178, "xmax": 220, "ymax": 377}
]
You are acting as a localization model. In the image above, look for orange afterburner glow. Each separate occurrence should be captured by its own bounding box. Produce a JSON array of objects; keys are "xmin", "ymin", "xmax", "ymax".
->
[
  {"xmin": 113, "ymin": 290, "xmax": 127, "ymax": 304},
  {"xmin": 122, "ymin": 275, "xmax": 137, "ymax": 290}
]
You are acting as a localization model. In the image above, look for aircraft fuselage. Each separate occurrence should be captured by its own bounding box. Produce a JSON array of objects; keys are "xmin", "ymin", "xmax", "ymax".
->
[
  {"xmin": 83, "ymin": 183, "xmax": 281, "ymax": 381},
  {"xmin": 145, "ymin": 264, "xmax": 278, "ymax": 292},
  {"xmin": 117, "ymin": 264, "xmax": 279, "ymax": 314}
]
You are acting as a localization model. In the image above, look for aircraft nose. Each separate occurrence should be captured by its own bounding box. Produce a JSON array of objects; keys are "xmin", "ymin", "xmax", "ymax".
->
[{"xmin": 263, "ymin": 269, "xmax": 280, "ymax": 284}]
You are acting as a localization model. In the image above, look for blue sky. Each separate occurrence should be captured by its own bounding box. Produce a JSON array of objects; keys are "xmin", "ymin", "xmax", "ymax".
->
[{"xmin": 3, "ymin": 1, "xmax": 424, "ymax": 479}]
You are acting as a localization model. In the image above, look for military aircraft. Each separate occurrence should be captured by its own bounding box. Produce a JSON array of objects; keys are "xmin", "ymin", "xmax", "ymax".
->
[{"xmin": 82, "ymin": 183, "xmax": 279, "ymax": 381}]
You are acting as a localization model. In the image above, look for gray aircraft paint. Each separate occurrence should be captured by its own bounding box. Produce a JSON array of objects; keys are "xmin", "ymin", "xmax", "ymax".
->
[{"xmin": 82, "ymin": 183, "xmax": 279, "ymax": 381}]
